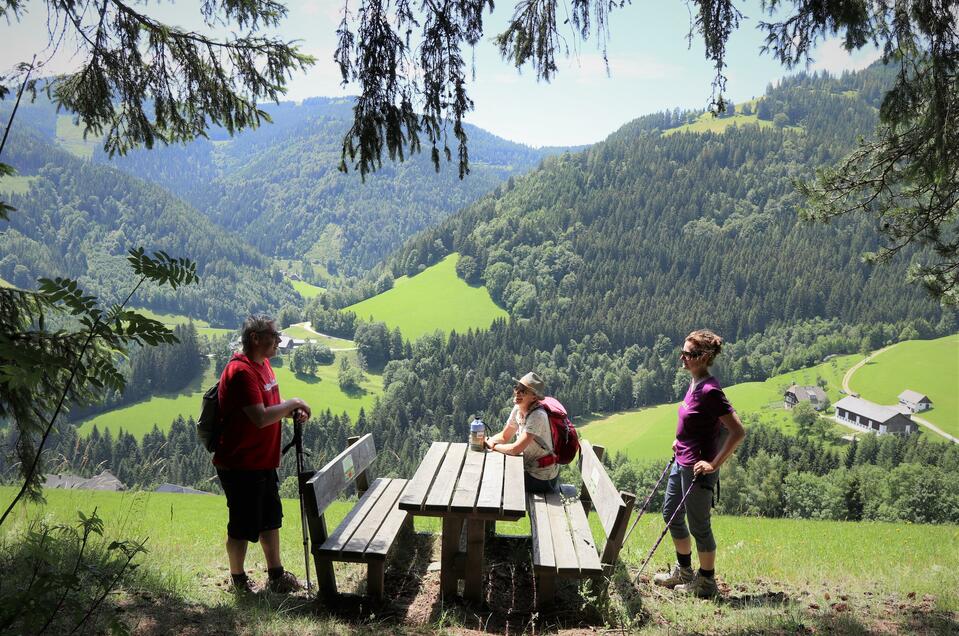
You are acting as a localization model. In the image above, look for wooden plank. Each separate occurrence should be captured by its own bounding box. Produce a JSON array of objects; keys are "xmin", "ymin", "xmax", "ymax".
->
[
  {"xmin": 425, "ymin": 443, "xmax": 468, "ymax": 511},
  {"xmin": 527, "ymin": 493, "xmax": 555, "ymax": 570},
  {"xmin": 398, "ymin": 442, "xmax": 449, "ymax": 511},
  {"xmin": 475, "ymin": 451, "xmax": 505, "ymax": 513},
  {"xmin": 502, "ymin": 454, "xmax": 526, "ymax": 517},
  {"xmin": 561, "ymin": 484, "xmax": 603, "ymax": 574},
  {"xmin": 307, "ymin": 433, "xmax": 376, "ymax": 517},
  {"xmin": 579, "ymin": 444, "xmax": 605, "ymax": 513},
  {"xmin": 366, "ymin": 479, "xmax": 411, "ymax": 558},
  {"xmin": 545, "ymin": 490, "xmax": 580, "ymax": 574},
  {"xmin": 450, "ymin": 449, "xmax": 486, "ymax": 512},
  {"xmin": 579, "ymin": 440, "xmax": 625, "ymax": 538},
  {"xmin": 318, "ymin": 477, "xmax": 390, "ymax": 554},
  {"xmin": 343, "ymin": 478, "xmax": 408, "ymax": 554}
]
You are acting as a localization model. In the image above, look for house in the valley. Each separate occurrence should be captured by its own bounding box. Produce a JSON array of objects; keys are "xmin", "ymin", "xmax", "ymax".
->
[
  {"xmin": 834, "ymin": 396, "xmax": 916, "ymax": 435},
  {"xmin": 784, "ymin": 384, "xmax": 829, "ymax": 411},
  {"xmin": 898, "ymin": 389, "xmax": 933, "ymax": 413},
  {"xmin": 45, "ymin": 470, "xmax": 127, "ymax": 491}
]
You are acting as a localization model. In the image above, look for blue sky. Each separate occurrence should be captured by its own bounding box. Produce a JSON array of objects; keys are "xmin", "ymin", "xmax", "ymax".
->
[{"xmin": 2, "ymin": 0, "xmax": 879, "ymax": 147}]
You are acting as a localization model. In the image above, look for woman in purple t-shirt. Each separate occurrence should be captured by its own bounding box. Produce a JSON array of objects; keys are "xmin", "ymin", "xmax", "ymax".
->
[{"xmin": 652, "ymin": 329, "xmax": 745, "ymax": 598}]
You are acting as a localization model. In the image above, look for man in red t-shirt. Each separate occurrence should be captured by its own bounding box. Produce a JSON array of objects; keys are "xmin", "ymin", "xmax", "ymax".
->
[{"xmin": 214, "ymin": 315, "xmax": 312, "ymax": 594}]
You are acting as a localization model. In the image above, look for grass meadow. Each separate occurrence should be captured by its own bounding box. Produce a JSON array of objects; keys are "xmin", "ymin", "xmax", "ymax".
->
[
  {"xmin": 290, "ymin": 279, "xmax": 326, "ymax": 299},
  {"xmin": 130, "ymin": 306, "xmax": 235, "ymax": 339},
  {"xmin": 1, "ymin": 485, "xmax": 955, "ymax": 634},
  {"xmin": 0, "ymin": 174, "xmax": 35, "ymax": 194},
  {"xmin": 56, "ymin": 114, "xmax": 100, "ymax": 158},
  {"xmin": 76, "ymin": 350, "xmax": 382, "ymax": 438},
  {"xmin": 344, "ymin": 253, "xmax": 508, "ymax": 340},
  {"xmin": 280, "ymin": 324, "xmax": 355, "ymax": 349},
  {"xmin": 579, "ymin": 353, "xmax": 863, "ymax": 461},
  {"xmin": 849, "ymin": 334, "xmax": 959, "ymax": 436}
]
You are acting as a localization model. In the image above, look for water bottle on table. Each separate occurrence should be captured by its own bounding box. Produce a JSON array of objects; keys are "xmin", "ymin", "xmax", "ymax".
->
[{"xmin": 469, "ymin": 416, "xmax": 486, "ymax": 451}]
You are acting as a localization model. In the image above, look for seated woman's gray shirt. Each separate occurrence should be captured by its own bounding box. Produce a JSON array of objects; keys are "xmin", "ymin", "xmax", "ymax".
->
[{"xmin": 508, "ymin": 405, "xmax": 560, "ymax": 481}]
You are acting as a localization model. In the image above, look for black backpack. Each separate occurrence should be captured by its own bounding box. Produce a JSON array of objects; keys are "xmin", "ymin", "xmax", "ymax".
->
[{"xmin": 197, "ymin": 381, "xmax": 221, "ymax": 453}]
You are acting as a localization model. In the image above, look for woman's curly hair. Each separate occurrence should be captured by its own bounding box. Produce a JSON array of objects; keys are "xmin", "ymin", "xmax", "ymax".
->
[{"xmin": 685, "ymin": 329, "xmax": 724, "ymax": 367}]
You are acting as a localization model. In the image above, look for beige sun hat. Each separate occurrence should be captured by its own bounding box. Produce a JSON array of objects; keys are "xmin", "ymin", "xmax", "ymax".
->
[{"xmin": 511, "ymin": 371, "xmax": 546, "ymax": 399}]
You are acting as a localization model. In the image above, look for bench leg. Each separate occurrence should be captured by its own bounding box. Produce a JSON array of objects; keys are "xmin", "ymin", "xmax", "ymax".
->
[
  {"xmin": 440, "ymin": 517, "xmax": 464, "ymax": 599},
  {"xmin": 314, "ymin": 554, "xmax": 337, "ymax": 599},
  {"xmin": 536, "ymin": 572, "xmax": 556, "ymax": 608},
  {"xmin": 367, "ymin": 561, "xmax": 385, "ymax": 598},
  {"xmin": 463, "ymin": 519, "xmax": 485, "ymax": 603}
]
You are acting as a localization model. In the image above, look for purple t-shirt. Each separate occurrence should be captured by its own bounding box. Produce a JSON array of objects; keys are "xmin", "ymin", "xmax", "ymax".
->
[{"xmin": 675, "ymin": 376, "xmax": 734, "ymax": 467}]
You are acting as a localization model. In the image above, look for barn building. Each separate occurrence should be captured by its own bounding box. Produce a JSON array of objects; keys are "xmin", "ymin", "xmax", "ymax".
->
[{"xmin": 834, "ymin": 396, "xmax": 916, "ymax": 435}]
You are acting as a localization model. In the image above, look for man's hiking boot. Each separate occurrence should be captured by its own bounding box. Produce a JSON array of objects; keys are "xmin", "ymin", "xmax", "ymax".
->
[
  {"xmin": 652, "ymin": 563, "xmax": 695, "ymax": 588},
  {"xmin": 266, "ymin": 570, "xmax": 303, "ymax": 594},
  {"xmin": 675, "ymin": 572, "xmax": 719, "ymax": 598}
]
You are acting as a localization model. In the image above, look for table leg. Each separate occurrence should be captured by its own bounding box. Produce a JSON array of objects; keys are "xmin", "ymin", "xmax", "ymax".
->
[
  {"xmin": 440, "ymin": 517, "xmax": 464, "ymax": 599},
  {"xmin": 463, "ymin": 519, "xmax": 485, "ymax": 603}
]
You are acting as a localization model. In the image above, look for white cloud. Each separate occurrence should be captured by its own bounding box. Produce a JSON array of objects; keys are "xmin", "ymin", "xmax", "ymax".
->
[{"xmin": 810, "ymin": 37, "xmax": 881, "ymax": 75}]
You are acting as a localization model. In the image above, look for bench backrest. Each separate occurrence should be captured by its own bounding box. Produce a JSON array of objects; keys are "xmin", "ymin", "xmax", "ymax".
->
[
  {"xmin": 306, "ymin": 433, "xmax": 376, "ymax": 517},
  {"xmin": 579, "ymin": 439, "xmax": 636, "ymax": 566}
]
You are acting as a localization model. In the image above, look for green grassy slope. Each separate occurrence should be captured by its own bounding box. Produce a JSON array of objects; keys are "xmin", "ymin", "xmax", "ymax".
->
[
  {"xmin": 344, "ymin": 253, "xmax": 507, "ymax": 340},
  {"xmin": 76, "ymin": 351, "xmax": 381, "ymax": 438},
  {"xmin": 3, "ymin": 486, "xmax": 956, "ymax": 630},
  {"xmin": 0, "ymin": 175, "xmax": 36, "ymax": 194},
  {"xmin": 279, "ymin": 324, "xmax": 355, "ymax": 349},
  {"xmin": 580, "ymin": 354, "xmax": 864, "ymax": 461},
  {"xmin": 130, "ymin": 307, "xmax": 235, "ymax": 338},
  {"xmin": 290, "ymin": 279, "xmax": 325, "ymax": 299},
  {"xmin": 56, "ymin": 115, "xmax": 99, "ymax": 158},
  {"xmin": 849, "ymin": 334, "xmax": 959, "ymax": 436}
]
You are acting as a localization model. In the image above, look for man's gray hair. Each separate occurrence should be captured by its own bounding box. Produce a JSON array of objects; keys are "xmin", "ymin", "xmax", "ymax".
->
[{"xmin": 241, "ymin": 315, "xmax": 277, "ymax": 352}]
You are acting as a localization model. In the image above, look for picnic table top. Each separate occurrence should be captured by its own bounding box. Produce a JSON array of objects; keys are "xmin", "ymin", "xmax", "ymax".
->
[{"xmin": 398, "ymin": 441, "xmax": 527, "ymax": 521}]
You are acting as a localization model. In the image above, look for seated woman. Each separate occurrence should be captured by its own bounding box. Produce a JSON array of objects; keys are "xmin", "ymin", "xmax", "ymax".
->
[{"xmin": 485, "ymin": 372, "xmax": 559, "ymax": 493}]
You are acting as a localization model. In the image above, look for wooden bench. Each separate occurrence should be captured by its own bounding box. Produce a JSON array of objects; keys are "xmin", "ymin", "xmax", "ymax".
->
[
  {"xmin": 527, "ymin": 440, "xmax": 636, "ymax": 607},
  {"xmin": 302, "ymin": 434, "xmax": 411, "ymax": 598}
]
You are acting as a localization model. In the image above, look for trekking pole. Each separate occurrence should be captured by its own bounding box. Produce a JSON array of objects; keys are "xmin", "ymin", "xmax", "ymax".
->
[
  {"xmin": 283, "ymin": 411, "xmax": 313, "ymax": 596},
  {"xmin": 622, "ymin": 456, "xmax": 675, "ymax": 545},
  {"xmin": 632, "ymin": 473, "xmax": 699, "ymax": 584}
]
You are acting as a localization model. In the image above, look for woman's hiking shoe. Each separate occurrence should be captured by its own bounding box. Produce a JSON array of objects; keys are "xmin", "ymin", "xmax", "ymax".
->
[
  {"xmin": 652, "ymin": 563, "xmax": 695, "ymax": 588},
  {"xmin": 267, "ymin": 570, "xmax": 303, "ymax": 594},
  {"xmin": 229, "ymin": 577, "xmax": 258, "ymax": 595},
  {"xmin": 674, "ymin": 573, "xmax": 719, "ymax": 598}
]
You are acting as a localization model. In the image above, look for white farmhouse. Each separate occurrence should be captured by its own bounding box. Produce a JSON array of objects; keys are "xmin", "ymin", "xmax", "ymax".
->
[{"xmin": 898, "ymin": 390, "xmax": 933, "ymax": 413}]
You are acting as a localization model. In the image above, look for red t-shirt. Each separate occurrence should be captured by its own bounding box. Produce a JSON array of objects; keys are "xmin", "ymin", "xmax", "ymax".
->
[{"xmin": 213, "ymin": 353, "xmax": 282, "ymax": 470}]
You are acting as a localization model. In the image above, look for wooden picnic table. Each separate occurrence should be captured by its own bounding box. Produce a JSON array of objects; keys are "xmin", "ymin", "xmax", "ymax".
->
[{"xmin": 398, "ymin": 441, "xmax": 526, "ymax": 602}]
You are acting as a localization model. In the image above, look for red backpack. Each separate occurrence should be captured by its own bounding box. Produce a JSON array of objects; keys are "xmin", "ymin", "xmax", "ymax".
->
[{"xmin": 532, "ymin": 396, "xmax": 580, "ymax": 467}]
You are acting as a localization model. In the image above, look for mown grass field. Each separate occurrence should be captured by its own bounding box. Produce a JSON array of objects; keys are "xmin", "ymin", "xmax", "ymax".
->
[
  {"xmin": 2, "ymin": 486, "xmax": 956, "ymax": 634},
  {"xmin": 580, "ymin": 354, "xmax": 862, "ymax": 461},
  {"xmin": 849, "ymin": 334, "xmax": 959, "ymax": 436},
  {"xmin": 290, "ymin": 279, "xmax": 325, "ymax": 299},
  {"xmin": 344, "ymin": 253, "xmax": 508, "ymax": 340},
  {"xmin": 56, "ymin": 114, "xmax": 100, "ymax": 158},
  {"xmin": 662, "ymin": 100, "xmax": 803, "ymax": 137},
  {"xmin": 130, "ymin": 307, "xmax": 235, "ymax": 339},
  {"xmin": 76, "ymin": 350, "xmax": 382, "ymax": 438},
  {"xmin": 280, "ymin": 324, "xmax": 355, "ymax": 349},
  {"xmin": 0, "ymin": 174, "xmax": 35, "ymax": 194}
]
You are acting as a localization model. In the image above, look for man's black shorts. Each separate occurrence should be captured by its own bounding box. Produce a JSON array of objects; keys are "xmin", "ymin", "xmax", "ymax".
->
[{"xmin": 216, "ymin": 468, "xmax": 283, "ymax": 543}]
